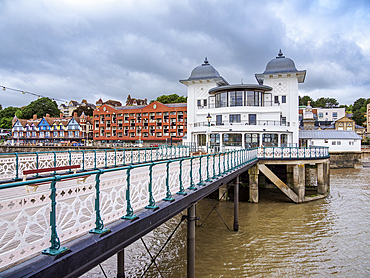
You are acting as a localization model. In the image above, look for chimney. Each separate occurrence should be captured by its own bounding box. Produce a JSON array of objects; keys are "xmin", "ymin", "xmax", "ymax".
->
[
  {"xmin": 33, "ymin": 114, "xmax": 37, "ymax": 120},
  {"xmin": 60, "ymin": 112, "xmax": 63, "ymax": 118},
  {"xmin": 46, "ymin": 114, "xmax": 50, "ymax": 118},
  {"xmin": 73, "ymin": 112, "xmax": 77, "ymax": 118}
]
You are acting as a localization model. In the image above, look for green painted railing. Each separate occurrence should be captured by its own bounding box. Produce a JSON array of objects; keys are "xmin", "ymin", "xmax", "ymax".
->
[
  {"xmin": 0, "ymin": 148, "xmax": 258, "ymax": 264},
  {"xmin": 0, "ymin": 145, "xmax": 190, "ymax": 181}
]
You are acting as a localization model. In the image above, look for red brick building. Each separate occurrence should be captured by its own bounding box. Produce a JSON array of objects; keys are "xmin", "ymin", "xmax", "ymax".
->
[{"xmin": 93, "ymin": 101, "xmax": 187, "ymax": 143}]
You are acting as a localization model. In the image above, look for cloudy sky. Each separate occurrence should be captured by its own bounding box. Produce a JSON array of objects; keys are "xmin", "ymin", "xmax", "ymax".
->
[{"xmin": 0, "ymin": 0, "xmax": 369, "ymax": 108}]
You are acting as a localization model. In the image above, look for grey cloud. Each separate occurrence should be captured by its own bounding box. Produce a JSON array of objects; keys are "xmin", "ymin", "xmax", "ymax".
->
[{"xmin": 0, "ymin": 0, "xmax": 369, "ymax": 108}]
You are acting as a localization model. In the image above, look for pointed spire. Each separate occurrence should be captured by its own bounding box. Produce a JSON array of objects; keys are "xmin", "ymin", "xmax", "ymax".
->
[{"xmin": 277, "ymin": 49, "xmax": 285, "ymax": 58}]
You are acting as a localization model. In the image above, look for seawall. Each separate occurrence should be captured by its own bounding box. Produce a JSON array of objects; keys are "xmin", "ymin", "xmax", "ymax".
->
[{"xmin": 329, "ymin": 152, "xmax": 362, "ymax": 169}]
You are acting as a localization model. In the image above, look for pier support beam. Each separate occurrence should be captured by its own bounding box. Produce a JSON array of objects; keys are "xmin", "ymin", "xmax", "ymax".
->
[
  {"xmin": 234, "ymin": 176, "xmax": 239, "ymax": 231},
  {"xmin": 117, "ymin": 249, "xmax": 125, "ymax": 278},
  {"xmin": 317, "ymin": 162, "xmax": 329, "ymax": 194},
  {"xmin": 248, "ymin": 165, "xmax": 259, "ymax": 203},
  {"xmin": 293, "ymin": 164, "xmax": 305, "ymax": 202},
  {"xmin": 187, "ymin": 204, "xmax": 196, "ymax": 278},
  {"xmin": 219, "ymin": 184, "xmax": 228, "ymax": 201},
  {"xmin": 286, "ymin": 165, "xmax": 294, "ymax": 189}
]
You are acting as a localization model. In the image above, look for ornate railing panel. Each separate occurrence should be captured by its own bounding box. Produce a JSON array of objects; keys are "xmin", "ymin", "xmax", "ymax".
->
[
  {"xmin": 258, "ymin": 147, "xmax": 329, "ymax": 159},
  {"xmin": 0, "ymin": 148, "xmax": 257, "ymax": 270}
]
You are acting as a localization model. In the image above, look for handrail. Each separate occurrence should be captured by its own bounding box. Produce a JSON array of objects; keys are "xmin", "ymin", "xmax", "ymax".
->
[
  {"xmin": 257, "ymin": 146, "xmax": 330, "ymax": 159},
  {"xmin": 0, "ymin": 148, "xmax": 258, "ymax": 266},
  {"xmin": 0, "ymin": 146, "xmax": 190, "ymax": 181}
]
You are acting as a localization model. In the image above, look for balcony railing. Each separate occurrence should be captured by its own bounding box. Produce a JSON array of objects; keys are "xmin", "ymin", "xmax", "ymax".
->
[
  {"xmin": 194, "ymin": 120, "xmax": 289, "ymax": 127},
  {"xmin": 197, "ymin": 101, "xmax": 279, "ymax": 109}
]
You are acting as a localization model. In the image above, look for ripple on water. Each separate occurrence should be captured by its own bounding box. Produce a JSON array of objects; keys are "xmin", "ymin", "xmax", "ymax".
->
[{"xmin": 81, "ymin": 168, "xmax": 370, "ymax": 277}]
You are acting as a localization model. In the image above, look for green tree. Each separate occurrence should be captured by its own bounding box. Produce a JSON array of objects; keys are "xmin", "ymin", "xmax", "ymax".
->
[
  {"xmin": 154, "ymin": 94, "xmax": 187, "ymax": 104},
  {"xmin": 18, "ymin": 97, "xmax": 60, "ymax": 119},
  {"xmin": 0, "ymin": 106, "xmax": 21, "ymax": 129},
  {"xmin": 353, "ymin": 110, "xmax": 366, "ymax": 126},
  {"xmin": 72, "ymin": 106, "xmax": 94, "ymax": 117},
  {"xmin": 353, "ymin": 98, "xmax": 366, "ymax": 111},
  {"xmin": 312, "ymin": 97, "xmax": 339, "ymax": 108},
  {"xmin": 299, "ymin": 95, "xmax": 313, "ymax": 106}
]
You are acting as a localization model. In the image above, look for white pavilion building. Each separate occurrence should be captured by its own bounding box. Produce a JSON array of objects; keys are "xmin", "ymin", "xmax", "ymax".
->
[{"xmin": 180, "ymin": 50, "xmax": 306, "ymax": 151}]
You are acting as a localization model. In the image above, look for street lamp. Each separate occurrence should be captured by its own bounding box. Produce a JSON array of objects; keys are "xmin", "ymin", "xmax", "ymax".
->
[
  {"xmin": 206, "ymin": 113, "xmax": 212, "ymax": 153},
  {"xmin": 206, "ymin": 113, "xmax": 212, "ymax": 127}
]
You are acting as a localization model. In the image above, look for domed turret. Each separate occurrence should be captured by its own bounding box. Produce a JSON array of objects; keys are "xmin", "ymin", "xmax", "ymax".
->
[
  {"xmin": 255, "ymin": 50, "xmax": 306, "ymax": 84},
  {"xmin": 180, "ymin": 58, "xmax": 228, "ymax": 85},
  {"xmin": 263, "ymin": 50, "xmax": 298, "ymax": 74},
  {"xmin": 188, "ymin": 58, "xmax": 221, "ymax": 80}
]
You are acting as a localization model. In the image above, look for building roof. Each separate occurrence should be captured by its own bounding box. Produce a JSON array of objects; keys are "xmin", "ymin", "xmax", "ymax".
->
[
  {"xmin": 263, "ymin": 50, "xmax": 298, "ymax": 74},
  {"xmin": 208, "ymin": 84, "xmax": 272, "ymax": 94},
  {"xmin": 299, "ymin": 130, "xmax": 362, "ymax": 139},
  {"xmin": 112, "ymin": 102, "xmax": 187, "ymax": 110},
  {"xmin": 166, "ymin": 103, "xmax": 187, "ymax": 107},
  {"xmin": 179, "ymin": 58, "xmax": 229, "ymax": 85},
  {"xmin": 188, "ymin": 58, "xmax": 220, "ymax": 80},
  {"xmin": 355, "ymin": 124, "xmax": 365, "ymax": 129},
  {"xmin": 255, "ymin": 50, "xmax": 306, "ymax": 84}
]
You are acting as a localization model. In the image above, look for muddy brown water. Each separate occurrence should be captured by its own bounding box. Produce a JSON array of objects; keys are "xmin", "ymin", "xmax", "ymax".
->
[{"xmin": 81, "ymin": 168, "xmax": 370, "ymax": 277}]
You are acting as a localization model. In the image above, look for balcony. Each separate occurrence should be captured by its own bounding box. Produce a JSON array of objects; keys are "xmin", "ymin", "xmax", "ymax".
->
[{"xmin": 194, "ymin": 120, "xmax": 290, "ymax": 127}]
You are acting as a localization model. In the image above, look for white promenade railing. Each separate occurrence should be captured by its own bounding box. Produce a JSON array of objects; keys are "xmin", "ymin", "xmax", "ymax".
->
[
  {"xmin": 0, "ymin": 149, "xmax": 258, "ymax": 271},
  {"xmin": 258, "ymin": 146, "xmax": 329, "ymax": 159},
  {"xmin": 0, "ymin": 146, "xmax": 190, "ymax": 181}
]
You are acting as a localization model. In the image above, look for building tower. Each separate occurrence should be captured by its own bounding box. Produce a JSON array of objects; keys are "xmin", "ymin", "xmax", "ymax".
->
[
  {"xmin": 180, "ymin": 58, "xmax": 228, "ymax": 144},
  {"xmin": 302, "ymin": 101, "xmax": 315, "ymax": 130},
  {"xmin": 255, "ymin": 50, "xmax": 306, "ymax": 145}
]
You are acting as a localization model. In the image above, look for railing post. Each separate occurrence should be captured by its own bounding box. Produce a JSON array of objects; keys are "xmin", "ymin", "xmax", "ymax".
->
[
  {"xmin": 226, "ymin": 152, "xmax": 230, "ymax": 173},
  {"xmin": 123, "ymin": 149, "xmax": 126, "ymax": 165},
  {"xmin": 14, "ymin": 153, "xmax": 19, "ymax": 180},
  {"xmin": 131, "ymin": 149, "xmax": 133, "ymax": 164},
  {"xmin": 93, "ymin": 150, "xmax": 97, "ymax": 169},
  {"xmin": 42, "ymin": 175, "xmax": 68, "ymax": 256},
  {"xmin": 104, "ymin": 150, "xmax": 107, "ymax": 168},
  {"xmin": 114, "ymin": 149, "xmax": 117, "ymax": 167},
  {"xmin": 197, "ymin": 155, "xmax": 205, "ymax": 186},
  {"xmin": 90, "ymin": 170, "xmax": 110, "ymax": 234},
  {"xmin": 67, "ymin": 151, "xmax": 72, "ymax": 173},
  {"xmin": 188, "ymin": 157, "xmax": 197, "ymax": 190},
  {"xmin": 177, "ymin": 159, "xmax": 186, "ymax": 195},
  {"xmin": 138, "ymin": 149, "xmax": 141, "ymax": 164},
  {"xmin": 212, "ymin": 153, "xmax": 217, "ymax": 179},
  {"xmin": 53, "ymin": 151, "xmax": 57, "ymax": 174},
  {"xmin": 35, "ymin": 152, "xmax": 40, "ymax": 177},
  {"xmin": 122, "ymin": 166, "xmax": 137, "ymax": 220},
  {"xmin": 82, "ymin": 150, "xmax": 85, "ymax": 171},
  {"xmin": 163, "ymin": 161, "xmax": 175, "ymax": 201},
  {"xmin": 145, "ymin": 163, "xmax": 159, "ymax": 209},
  {"xmin": 144, "ymin": 148, "xmax": 147, "ymax": 162},
  {"xmin": 205, "ymin": 154, "xmax": 212, "ymax": 182}
]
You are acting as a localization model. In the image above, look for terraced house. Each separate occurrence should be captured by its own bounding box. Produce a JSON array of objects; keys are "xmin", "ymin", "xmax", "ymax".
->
[{"xmin": 11, "ymin": 112, "xmax": 93, "ymax": 144}]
